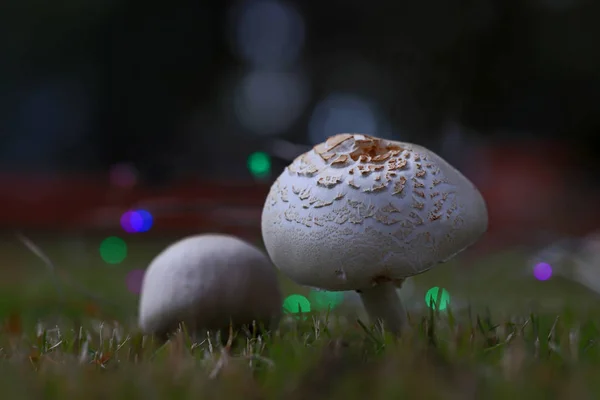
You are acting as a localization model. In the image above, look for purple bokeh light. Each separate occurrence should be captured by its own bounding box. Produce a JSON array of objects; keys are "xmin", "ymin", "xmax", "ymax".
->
[
  {"xmin": 126, "ymin": 269, "xmax": 146, "ymax": 295},
  {"xmin": 534, "ymin": 262, "xmax": 553, "ymax": 281},
  {"xmin": 135, "ymin": 209, "xmax": 153, "ymax": 232},
  {"xmin": 120, "ymin": 209, "xmax": 153, "ymax": 233},
  {"xmin": 120, "ymin": 210, "xmax": 143, "ymax": 233}
]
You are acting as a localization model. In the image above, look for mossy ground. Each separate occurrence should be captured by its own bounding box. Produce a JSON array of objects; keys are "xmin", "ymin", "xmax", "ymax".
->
[{"xmin": 1, "ymin": 233, "xmax": 599, "ymax": 399}]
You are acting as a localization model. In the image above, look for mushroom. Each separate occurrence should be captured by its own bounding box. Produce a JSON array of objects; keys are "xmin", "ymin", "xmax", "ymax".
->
[
  {"xmin": 261, "ymin": 133, "xmax": 488, "ymax": 334},
  {"xmin": 138, "ymin": 233, "xmax": 282, "ymax": 339}
]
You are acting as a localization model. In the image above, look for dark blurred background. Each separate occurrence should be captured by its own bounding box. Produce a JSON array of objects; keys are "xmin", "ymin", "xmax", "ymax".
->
[
  {"xmin": 0, "ymin": 0, "xmax": 600, "ymax": 321},
  {"xmin": 2, "ymin": 0, "xmax": 599, "ymax": 240}
]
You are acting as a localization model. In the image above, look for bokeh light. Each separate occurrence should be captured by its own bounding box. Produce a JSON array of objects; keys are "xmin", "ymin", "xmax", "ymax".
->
[
  {"xmin": 231, "ymin": 0, "xmax": 305, "ymax": 69},
  {"xmin": 234, "ymin": 71, "xmax": 309, "ymax": 135},
  {"xmin": 247, "ymin": 152, "xmax": 272, "ymax": 178},
  {"xmin": 425, "ymin": 287, "xmax": 451, "ymax": 311},
  {"xmin": 134, "ymin": 210, "xmax": 153, "ymax": 232},
  {"xmin": 120, "ymin": 209, "xmax": 154, "ymax": 233},
  {"xmin": 99, "ymin": 236, "xmax": 128, "ymax": 264},
  {"xmin": 308, "ymin": 93, "xmax": 388, "ymax": 145},
  {"xmin": 534, "ymin": 262, "xmax": 553, "ymax": 281},
  {"xmin": 125, "ymin": 269, "xmax": 145, "ymax": 295},
  {"xmin": 121, "ymin": 211, "xmax": 142, "ymax": 233},
  {"xmin": 283, "ymin": 294, "xmax": 311, "ymax": 315},
  {"xmin": 308, "ymin": 288, "xmax": 344, "ymax": 311}
]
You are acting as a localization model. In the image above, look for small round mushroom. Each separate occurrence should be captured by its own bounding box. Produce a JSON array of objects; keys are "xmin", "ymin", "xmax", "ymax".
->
[
  {"xmin": 261, "ymin": 133, "xmax": 488, "ymax": 334},
  {"xmin": 138, "ymin": 234, "xmax": 282, "ymax": 338}
]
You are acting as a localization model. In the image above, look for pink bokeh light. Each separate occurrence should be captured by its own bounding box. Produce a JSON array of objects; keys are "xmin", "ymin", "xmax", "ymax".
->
[
  {"xmin": 533, "ymin": 262, "xmax": 553, "ymax": 281},
  {"xmin": 120, "ymin": 210, "xmax": 143, "ymax": 233}
]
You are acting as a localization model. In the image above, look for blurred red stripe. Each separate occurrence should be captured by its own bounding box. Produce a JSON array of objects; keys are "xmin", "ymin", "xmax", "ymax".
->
[
  {"xmin": 0, "ymin": 140, "xmax": 597, "ymax": 244},
  {"xmin": 0, "ymin": 173, "xmax": 269, "ymax": 233}
]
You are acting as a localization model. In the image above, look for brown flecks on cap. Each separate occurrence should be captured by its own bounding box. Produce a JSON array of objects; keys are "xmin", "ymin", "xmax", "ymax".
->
[
  {"xmin": 296, "ymin": 165, "xmax": 319, "ymax": 177},
  {"xmin": 429, "ymin": 213, "xmax": 442, "ymax": 222},
  {"xmin": 280, "ymin": 189, "xmax": 289, "ymax": 202},
  {"xmin": 409, "ymin": 212, "xmax": 424, "ymax": 225},
  {"xmin": 372, "ymin": 182, "xmax": 387, "ymax": 192},
  {"xmin": 432, "ymin": 179, "xmax": 442, "ymax": 186},
  {"xmin": 302, "ymin": 204, "xmax": 310, "ymax": 209},
  {"xmin": 372, "ymin": 151, "xmax": 393, "ymax": 162},
  {"xmin": 430, "ymin": 191, "xmax": 440, "ymax": 199},
  {"xmin": 357, "ymin": 165, "xmax": 372, "ymax": 175},
  {"xmin": 292, "ymin": 186, "xmax": 301, "ymax": 194},
  {"xmin": 414, "ymin": 190, "xmax": 425, "ymax": 198},
  {"xmin": 354, "ymin": 134, "xmax": 374, "ymax": 144},
  {"xmin": 313, "ymin": 142, "xmax": 328, "ymax": 155},
  {"xmin": 321, "ymin": 152, "xmax": 337, "ymax": 162},
  {"xmin": 349, "ymin": 215, "xmax": 365, "ymax": 224},
  {"xmin": 348, "ymin": 168, "xmax": 354, "ymax": 175},
  {"xmin": 325, "ymin": 133, "xmax": 355, "ymax": 150},
  {"xmin": 373, "ymin": 165, "xmax": 385, "ymax": 171},
  {"xmin": 314, "ymin": 217, "xmax": 325, "ymax": 227},
  {"xmin": 317, "ymin": 175, "xmax": 343, "ymax": 188},
  {"xmin": 374, "ymin": 212, "xmax": 401, "ymax": 225},
  {"xmin": 392, "ymin": 176, "xmax": 407, "ymax": 195},
  {"xmin": 314, "ymin": 134, "xmax": 406, "ymax": 162},
  {"xmin": 363, "ymin": 183, "xmax": 387, "ymax": 193},
  {"xmin": 358, "ymin": 154, "xmax": 371, "ymax": 163},
  {"xmin": 331, "ymin": 154, "xmax": 349, "ymax": 165},
  {"xmin": 334, "ymin": 212, "xmax": 350, "ymax": 224},
  {"xmin": 387, "ymin": 158, "xmax": 408, "ymax": 171},
  {"xmin": 374, "ymin": 174, "xmax": 382, "ymax": 182},
  {"xmin": 413, "ymin": 180, "xmax": 425, "ymax": 189},
  {"xmin": 334, "ymin": 192, "xmax": 346, "ymax": 201},
  {"xmin": 300, "ymin": 217, "xmax": 313, "ymax": 227},
  {"xmin": 416, "ymin": 170, "xmax": 426, "ymax": 178},
  {"xmin": 413, "ymin": 202, "xmax": 425, "ymax": 210},
  {"xmin": 299, "ymin": 188, "xmax": 312, "ymax": 200},
  {"xmin": 313, "ymin": 200, "xmax": 334, "ymax": 209},
  {"xmin": 347, "ymin": 179, "xmax": 360, "ymax": 189},
  {"xmin": 380, "ymin": 203, "xmax": 400, "ymax": 213},
  {"xmin": 284, "ymin": 208, "xmax": 296, "ymax": 222},
  {"xmin": 413, "ymin": 154, "xmax": 421, "ymax": 162}
]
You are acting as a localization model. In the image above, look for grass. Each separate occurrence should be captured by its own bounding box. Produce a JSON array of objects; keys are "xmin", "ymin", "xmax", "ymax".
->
[{"xmin": 1, "ymin": 232, "xmax": 600, "ymax": 398}]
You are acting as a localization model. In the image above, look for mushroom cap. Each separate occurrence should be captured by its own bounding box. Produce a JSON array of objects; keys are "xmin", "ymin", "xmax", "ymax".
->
[
  {"xmin": 138, "ymin": 233, "xmax": 282, "ymax": 336},
  {"xmin": 261, "ymin": 133, "xmax": 488, "ymax": 291}
]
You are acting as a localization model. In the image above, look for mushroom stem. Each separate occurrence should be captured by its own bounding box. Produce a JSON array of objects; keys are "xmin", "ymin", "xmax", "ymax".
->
[{"xmin": 358, "ymin": 282, "xmax": 407, "ymax": 335}]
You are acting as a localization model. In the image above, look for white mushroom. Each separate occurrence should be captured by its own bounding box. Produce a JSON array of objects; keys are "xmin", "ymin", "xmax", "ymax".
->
[
  {"xmin": 138, "ymin": 234, "xmax": 282, "ymax": 338},
  {"xmin": 261, "ymin": 133, "xmax": 488, "ymax": 334}
]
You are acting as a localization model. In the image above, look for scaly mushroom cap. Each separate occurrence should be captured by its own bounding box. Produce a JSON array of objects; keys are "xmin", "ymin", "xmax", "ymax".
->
[{"xmin": 261, "ymin": 133, "xmax": 488, "ymax": 291}]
